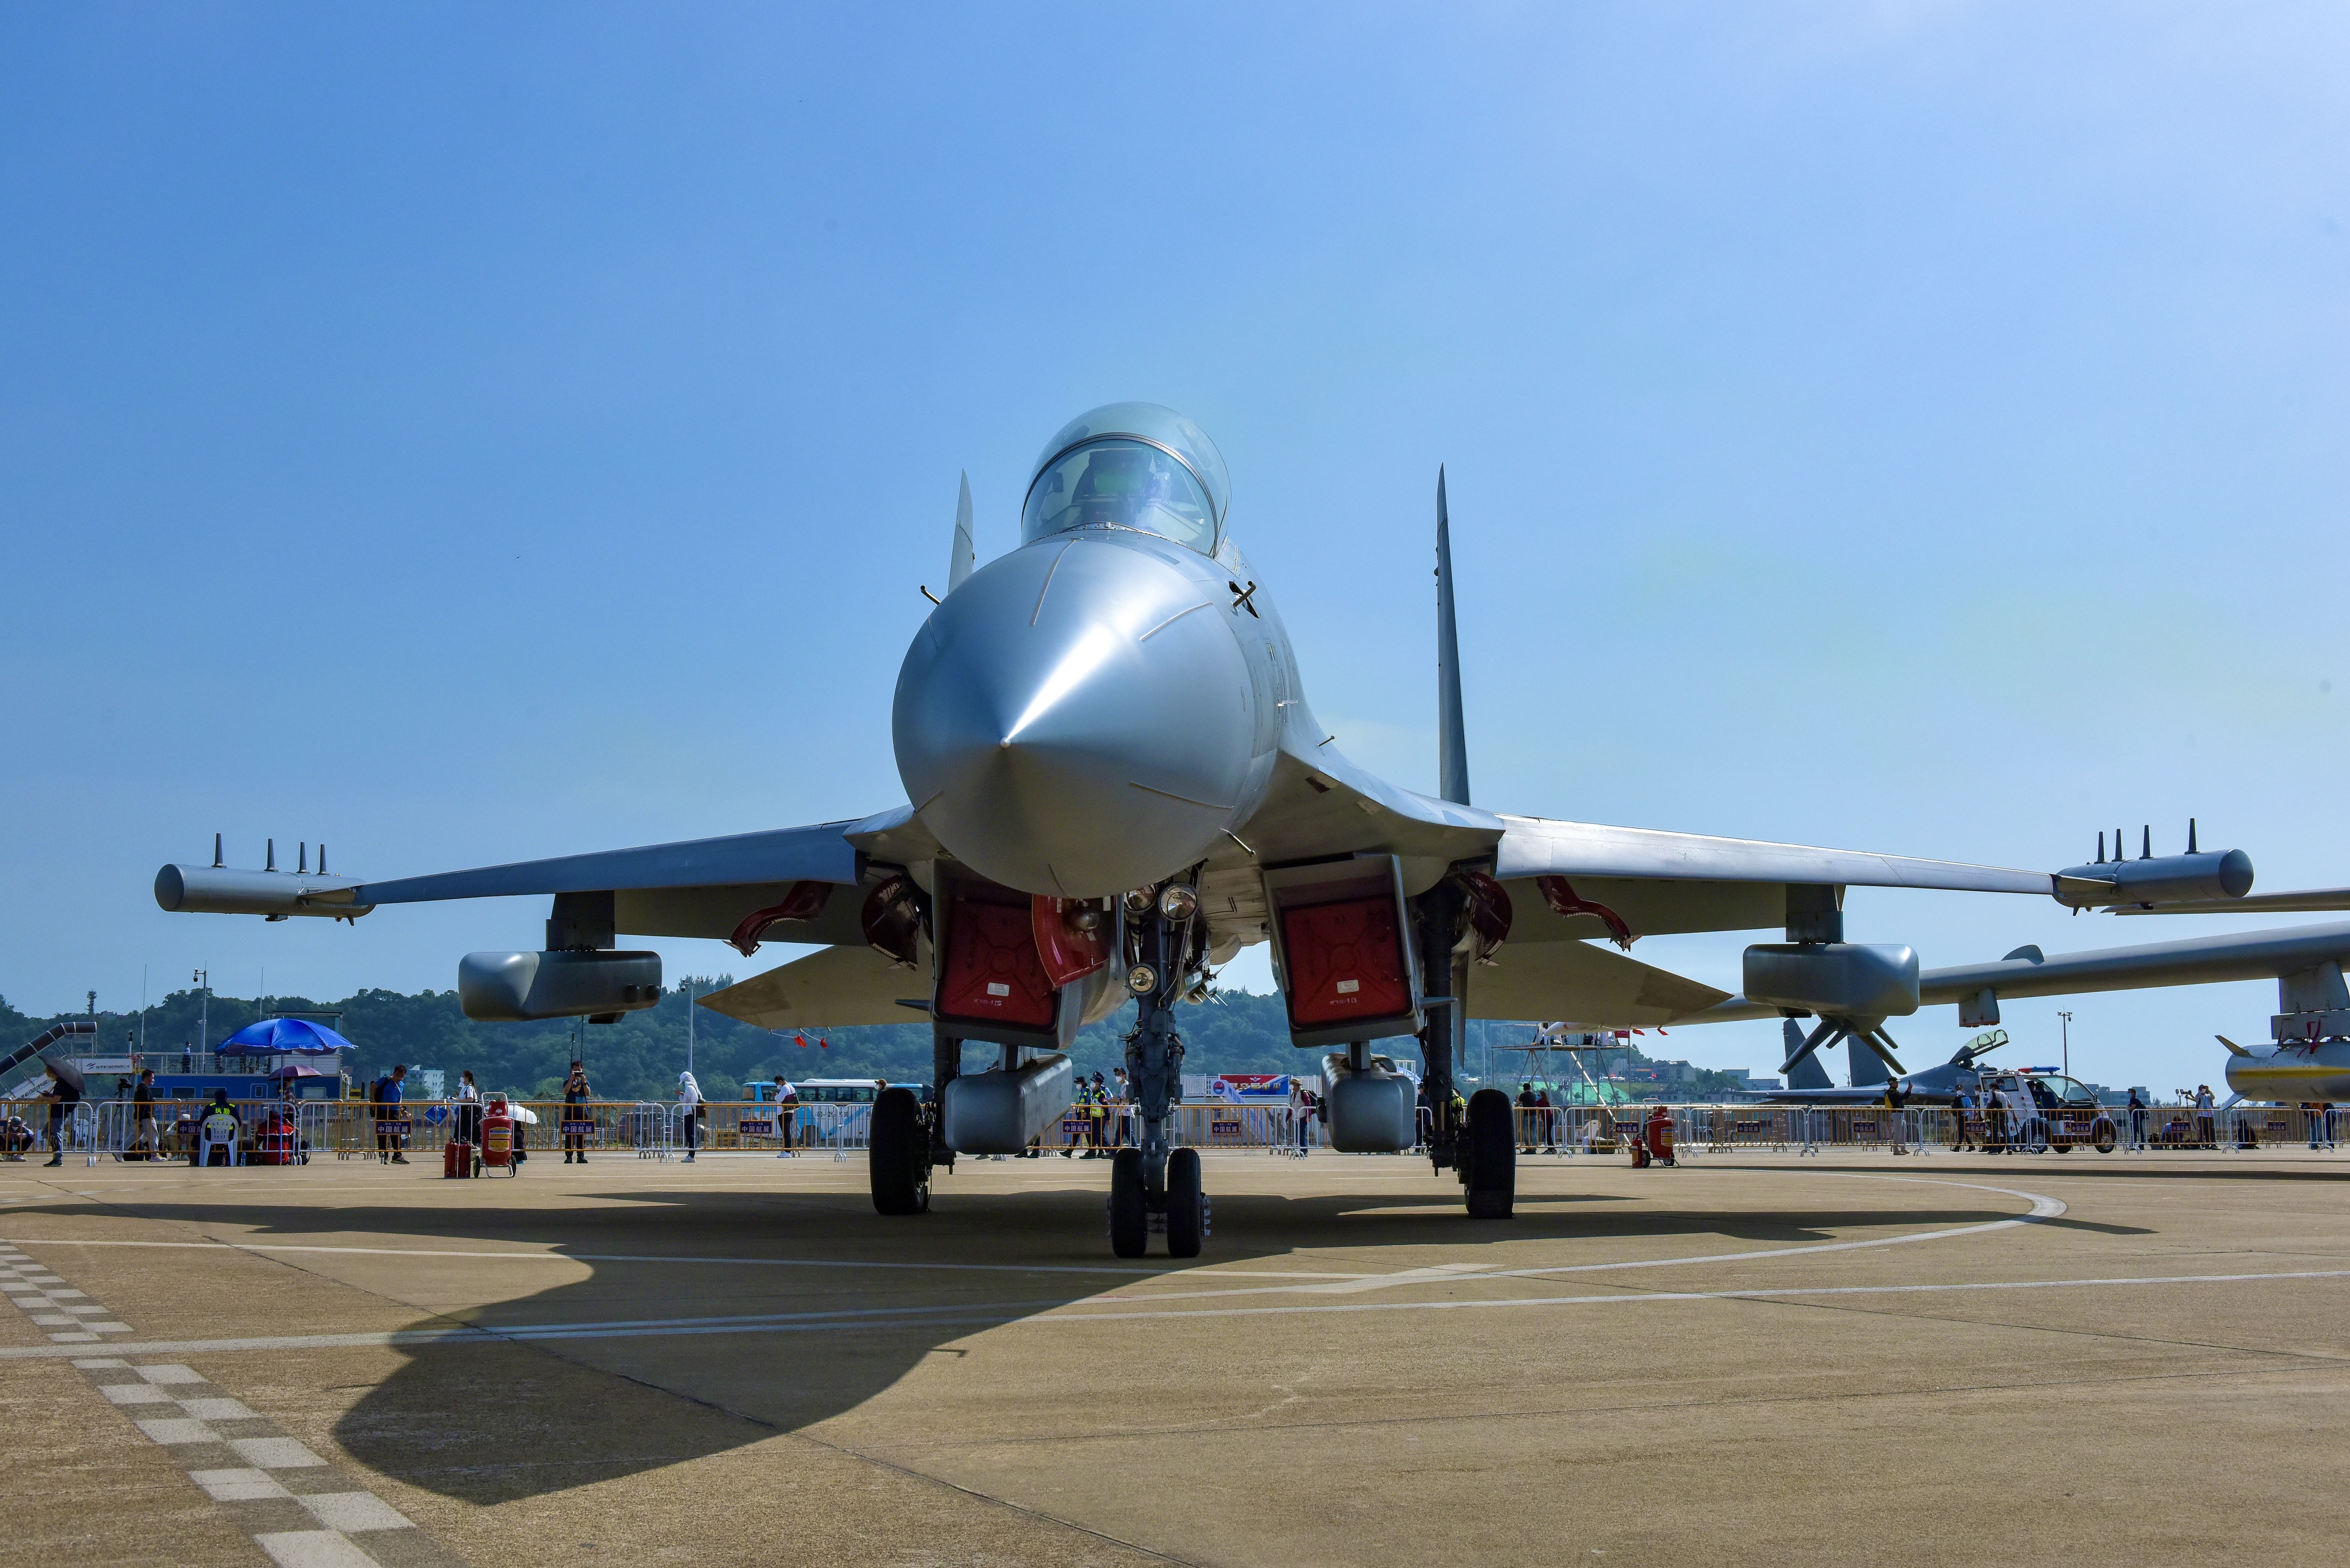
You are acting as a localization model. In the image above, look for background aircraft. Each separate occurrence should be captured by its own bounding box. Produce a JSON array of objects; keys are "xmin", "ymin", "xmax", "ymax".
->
[{"xmin": 155, "ymin": 403, "xmax": 2315, "ymax": 1257}]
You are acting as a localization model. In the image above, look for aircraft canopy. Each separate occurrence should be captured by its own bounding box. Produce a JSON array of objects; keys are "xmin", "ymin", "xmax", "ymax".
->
[{"xmin": 1023, "ymin": 402, "xmax": 1229, "ymax": 554}]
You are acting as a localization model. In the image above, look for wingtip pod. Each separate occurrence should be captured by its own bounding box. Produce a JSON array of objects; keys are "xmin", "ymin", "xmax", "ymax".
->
[
  {"xmin": 2055, "ymin": 845, "xmax": 2254, "ymax": 909},
  {"xmin": 154, "ymin": 861, "xmax": 373, "ymax": 918}
]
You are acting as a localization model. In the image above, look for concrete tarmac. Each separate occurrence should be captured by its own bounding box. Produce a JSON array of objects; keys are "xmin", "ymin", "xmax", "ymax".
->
[{"xmin": 3, "ymin": 1142, "xmax": 2347, "ymax": 1567}]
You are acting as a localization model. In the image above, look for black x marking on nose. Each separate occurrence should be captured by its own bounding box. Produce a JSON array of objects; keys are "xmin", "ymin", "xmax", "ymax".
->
[{"xmin": 1229, "ymin": 580, "xmax": 1259, "ymax": 617}]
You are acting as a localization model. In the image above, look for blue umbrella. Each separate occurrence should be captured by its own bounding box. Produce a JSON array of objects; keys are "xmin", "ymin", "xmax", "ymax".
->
[{"xmin": 217, "ymin": 1018, "xmax": 355, "ymax": 1056}]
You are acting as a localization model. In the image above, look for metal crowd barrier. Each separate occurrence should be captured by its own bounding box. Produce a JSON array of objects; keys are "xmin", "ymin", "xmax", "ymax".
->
[{"xmin": 7, "ymin": 1097, "xmax": 2338, "ymax": 1167}]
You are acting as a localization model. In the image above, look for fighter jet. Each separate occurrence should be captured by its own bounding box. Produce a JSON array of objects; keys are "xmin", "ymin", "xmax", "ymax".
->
[
  {"xmin": 1746, "ymin": 1021, "xmax": 2009, "ymax": 1107},
  {"xmin": 153, "ymin": 402, "xmax": 2280, "ymax": 1256}
]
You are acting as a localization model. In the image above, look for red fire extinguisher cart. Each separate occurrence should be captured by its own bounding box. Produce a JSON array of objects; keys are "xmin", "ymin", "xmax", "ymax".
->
[{"xmin": 480, "ymin": 1098, "xmax": 520, "ymax": 1176}]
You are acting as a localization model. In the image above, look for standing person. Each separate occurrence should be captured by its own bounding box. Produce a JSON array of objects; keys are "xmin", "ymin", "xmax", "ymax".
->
[
  {"xmin": 773, "ymin": 1077, "xmax": 797, "ymax": 1159},
  {"xmin": 1885, "ymin": 1080, "xmax": 1910, "ymax": 1156},
  {"xmin": 453, "ymin": 1070, "xmax": 482, "ymax": 1150},
  {"xmin": 1111, "ymin": 1068, "xmax": 1132, "ymax": 1147},
  {"xmin": 131, "ymin": 1068, "xmax": 160, "ymax": 1161},
  {"xmin": 677, "ymin": 1071, "xmax": 703, "ymax": 1163},
  {"xmin": 2194, "ymin": 1084, "xmax": 2217, "ymax": 1150},
  {"xmin": 39, "ymin": 1062, "xmax": 80, "ymax": 1168},
  {"xmin": 1086, "ymin": 1073, "xmax": 1109, "ymax": 1158},
  {"xmin": 562, "ymin": 1062, "xmax": 593, "ymax": 1163},
  {"xmin": 1060, "ymin": 1078, "xmax": 1086, "ymax": 1158},
  {"xmin": 1535, "ymin": 1087, "xmax": 1557, "ymax": 1153},
  {"xmin": 1294, "ymin": 1080, "xmax": 1316, "ymax": 1157},
  {"xmin": 373, "ymin": 1064, "xmax": 410, "ymax": 1164},
  {"xmin": 1516, "ymin": 1082, "xmax": 1540, "ymax": 1154},
  {"xmin": 1951, "ymin": 1085, "xmax": 1977, "ymax": 1151},
  {"xmin": 2127, "ymin": 1088, "xmax": 2148, "ymax": 1151},
  {"xmin": 2324, "ymin": 1101, "xmax": 2339, "ymax": 1152}
]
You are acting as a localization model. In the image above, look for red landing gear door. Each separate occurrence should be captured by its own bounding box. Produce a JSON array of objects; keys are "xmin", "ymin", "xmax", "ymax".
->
[
  {"xmin": 935, "ymin": 893, "xmax": 1058, "ymax": 1029},
  {"xmin": 1260, "ymin": 855, "xmax": 1425, "ymax": 1051}
]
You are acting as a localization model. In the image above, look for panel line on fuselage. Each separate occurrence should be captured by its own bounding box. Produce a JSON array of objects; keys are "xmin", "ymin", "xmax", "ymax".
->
[{"xmin": 1029, "ymin": 539, "xmax": 1075, "ymax": 626}]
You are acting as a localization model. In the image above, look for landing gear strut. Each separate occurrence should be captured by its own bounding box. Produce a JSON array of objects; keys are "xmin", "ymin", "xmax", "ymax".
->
[
  {"xmin": 1414, "ymin": 873, "xmax": 1514, "ymax": 1216},
  {"xmin": 1109, "ymin": 886, "xmax": 1208, "ymax": 1258}
]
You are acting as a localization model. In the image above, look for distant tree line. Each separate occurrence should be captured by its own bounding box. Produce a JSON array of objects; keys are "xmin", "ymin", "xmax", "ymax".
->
[{"xmin": 0, "ymin": 982, "xmax": 1752, "ymax": 1102}]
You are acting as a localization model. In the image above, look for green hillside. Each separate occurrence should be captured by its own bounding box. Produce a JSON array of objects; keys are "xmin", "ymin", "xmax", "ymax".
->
[{"xmin": 3, "ymin": 982, "xmax": 1749, "ymax": 1103}]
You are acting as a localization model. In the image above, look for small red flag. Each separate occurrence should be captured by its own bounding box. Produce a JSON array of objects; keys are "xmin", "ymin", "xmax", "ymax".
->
[
  {"xmin": 794, "ymin": 1033, "xmax": 808, "ymax": 1049},
  {"xmin": 819, "ymin": 1037, "xmax": 829, "ymax": 1049}
]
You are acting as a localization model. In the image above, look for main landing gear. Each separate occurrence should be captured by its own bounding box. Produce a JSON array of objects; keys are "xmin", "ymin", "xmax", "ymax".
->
[
  {"xmin": 1415, "ymin": 874, "xmax": 1515, "ymax": 1219},
  {"xmin": 869, "ymin": 1085, "xmax": 932, "ymax": 1215},
  {"xmin": 1109, "ymin": 883, "xmax": 1210, "ymax": 1258}
]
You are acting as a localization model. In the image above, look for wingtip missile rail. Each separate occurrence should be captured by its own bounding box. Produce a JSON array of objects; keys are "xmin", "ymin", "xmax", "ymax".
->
[
  {"xmin": 153, "ymin": 834, "xmax": 373, "ymax": 921},
  {"xmin": 2052, "ymin": 818, "xmax": 2252, "ymax": 911}
]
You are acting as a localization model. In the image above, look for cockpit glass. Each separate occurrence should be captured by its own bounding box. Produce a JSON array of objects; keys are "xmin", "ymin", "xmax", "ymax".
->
[{"xmin": 1021, "ymin": 439, "xmax": 1217, "ymax": 552}]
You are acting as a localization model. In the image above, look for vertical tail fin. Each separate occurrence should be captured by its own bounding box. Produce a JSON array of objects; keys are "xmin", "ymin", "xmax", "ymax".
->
[
  {"xmin": 948, "ymin": 471, "xmax": 976, "ymax": 593},
  {"xmin": 1435, "ymin": 466, "xmax": 1469, "ymax": 805}
]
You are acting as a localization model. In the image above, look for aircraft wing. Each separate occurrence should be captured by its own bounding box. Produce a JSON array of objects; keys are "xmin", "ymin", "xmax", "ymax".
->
[
  {"xmin": 698, "ymin": 943, "xmax": 932, "ymax": 1030},
  {"xmin": 154, "ymin": 810, "xmax": 923, "ymax": 945},
  {"xmin": 1690, "ymin": 919, "xmax": 2350, "ymax": 1023},
  {"xmin": 1467, "ymin": 940, "xmax": 1728, "ymax": 1028},
  {"xmin": 351, "ymin": 819, "xmax": 865, "ymax": 904},
  {"xmin": 2112, "ymin": 886, "xmax": 2350, "ymax": 916},
  {"xmin": 1489, "ymin": 814, "xmax": 2058, "ymax": 943}
]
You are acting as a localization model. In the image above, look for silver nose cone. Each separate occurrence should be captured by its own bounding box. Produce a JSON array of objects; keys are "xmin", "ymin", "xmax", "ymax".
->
[{"xmin": 894, "ymin": 537, "xmax": 1259, "ymax": 897}]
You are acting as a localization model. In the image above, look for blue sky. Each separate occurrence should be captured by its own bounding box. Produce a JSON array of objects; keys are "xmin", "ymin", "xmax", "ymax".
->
[{"xmin": 4, "ymin": 4, "xmax": 2344, "ymax": 1094}]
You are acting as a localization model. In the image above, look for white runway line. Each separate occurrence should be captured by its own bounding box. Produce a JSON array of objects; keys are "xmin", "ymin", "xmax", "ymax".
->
[
  {"xmin": 1, "ymin": 1266, "xmax": 2345, "ymax": 1359},
  {"xmin": 0, "ymin": 1236, "xmax": 1369, "ymax": 1279}
]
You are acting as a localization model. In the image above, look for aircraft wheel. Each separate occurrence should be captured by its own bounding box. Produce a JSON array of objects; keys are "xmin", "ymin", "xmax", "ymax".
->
[
  {"xmin": 1464, "ymin": 1089, "xmax": 1516, "ymax": 1218},
  {"xmin": 1108, "ymin": 1147, "xmax": 1147, "ymax": 1257},
  {"xmin": 2093, "ymin": 1119, "xmax": 2117, "ymax": 1154},
  {"xmin": 1166, "ymin": 1147, "xmax": 1206, "ymax": 1258},
  {"xmin": 869, "ymin": 1087, "xmax": 931, "ymax": 1215}
]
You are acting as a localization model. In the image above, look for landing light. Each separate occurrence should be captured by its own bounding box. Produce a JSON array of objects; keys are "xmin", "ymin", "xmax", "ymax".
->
[
  {"xmin": 1126, "ymin": 964, "xmax": 1158, "ymax": 995},
  {"xmin": 1159, "ymin": 885, "xmax": 1200, "ymax": 922},
  {"xmin": 1122, "ymin": 888, "xmax": 1156, "ymax": 917}
]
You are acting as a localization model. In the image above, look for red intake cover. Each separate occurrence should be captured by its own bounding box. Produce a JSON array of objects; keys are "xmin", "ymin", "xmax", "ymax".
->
[
  {"xmin": 937, "ymin": 896, "xmax": 1057, "ymax": 1028},
  {"xmin": 1281, "ymin": 895, "xmax": 1412, "ymax": 1027},
  {"xmin": 1031, "ymin": 896, "xmax": 1109, "ymax": 989}
]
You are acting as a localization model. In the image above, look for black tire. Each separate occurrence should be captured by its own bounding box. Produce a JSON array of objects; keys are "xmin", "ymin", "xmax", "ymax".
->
[
  {"xmin": 1166, "ymin": 1147, "xmax": 1205, "ymax": 1259},
  {"xmin": 869, "ymin": 1087, "xmax": 931, "ymax": 1215},
  {"xmin": 1109, "ymin": 1147, "xmax": 1148, "ymax": 1257},
  {"xmin": 1465, "ymin": 1088, "xmax": 1516, "ymax": 1218},
  {"xmin": 2092, "ymin": 1118, "xmax": 2117, "ymax": 1154}
]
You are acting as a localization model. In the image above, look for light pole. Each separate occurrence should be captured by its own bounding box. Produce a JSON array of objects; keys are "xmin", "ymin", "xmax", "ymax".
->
[
  {"xmin": 194, "ymin": 968, "xmax": 210, "ymax": 1069},
  {"xmin": 2058, "ymin": 1010, "xmax": 2073, "ymax": 1079}
]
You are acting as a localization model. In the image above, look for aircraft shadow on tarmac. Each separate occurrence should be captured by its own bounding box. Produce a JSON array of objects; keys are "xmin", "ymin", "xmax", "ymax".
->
[{"xmin": 53, "ymin": 1180, "xmax": 2036, "ymax": 1503}]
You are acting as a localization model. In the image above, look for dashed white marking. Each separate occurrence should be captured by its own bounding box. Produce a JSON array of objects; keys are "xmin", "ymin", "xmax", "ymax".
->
[
  {"xmin": 192, "ymin": 1468, "xmax": 290, "ymax": 1502},
  {"xmin": 301, "ymin": 1492, "xmax": 414, "ymax": 1532},
  {"xmin": 255, "ymin": 1530, "xmax": 380, "ymax": 1568},
  {"xmin": 99, "ymin": 1382, "xmax": 172, "ymax": 1404},
  {"xmin": 229, "ymin": 1436, "xmax": 327, "ymax": 1470}
]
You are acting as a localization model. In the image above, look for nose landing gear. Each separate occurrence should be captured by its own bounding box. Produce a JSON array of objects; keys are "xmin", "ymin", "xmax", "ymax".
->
[
  {"xmin": 1108, "ymin": 1145, "xmax": 1209, "ymax": 1258},
  {"xmin": 1108, "ymin": 881, "xmax": 1209, "ymax": 1258}
]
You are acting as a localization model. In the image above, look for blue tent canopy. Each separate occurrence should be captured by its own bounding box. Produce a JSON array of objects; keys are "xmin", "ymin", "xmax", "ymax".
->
[{"xmin": 217, "ymin": 1018, "xmax": 354, "ymax": 1056}]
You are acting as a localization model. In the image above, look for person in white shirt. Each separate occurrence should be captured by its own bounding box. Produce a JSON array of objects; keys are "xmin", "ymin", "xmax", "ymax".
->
[
  {"xmin": 453, "ymin": 1070, "xmax": 482, "ymax": 1147},
  {"xmin": 678, "ymin": 1071, "xmax": 703, "ymax": 1162}
]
